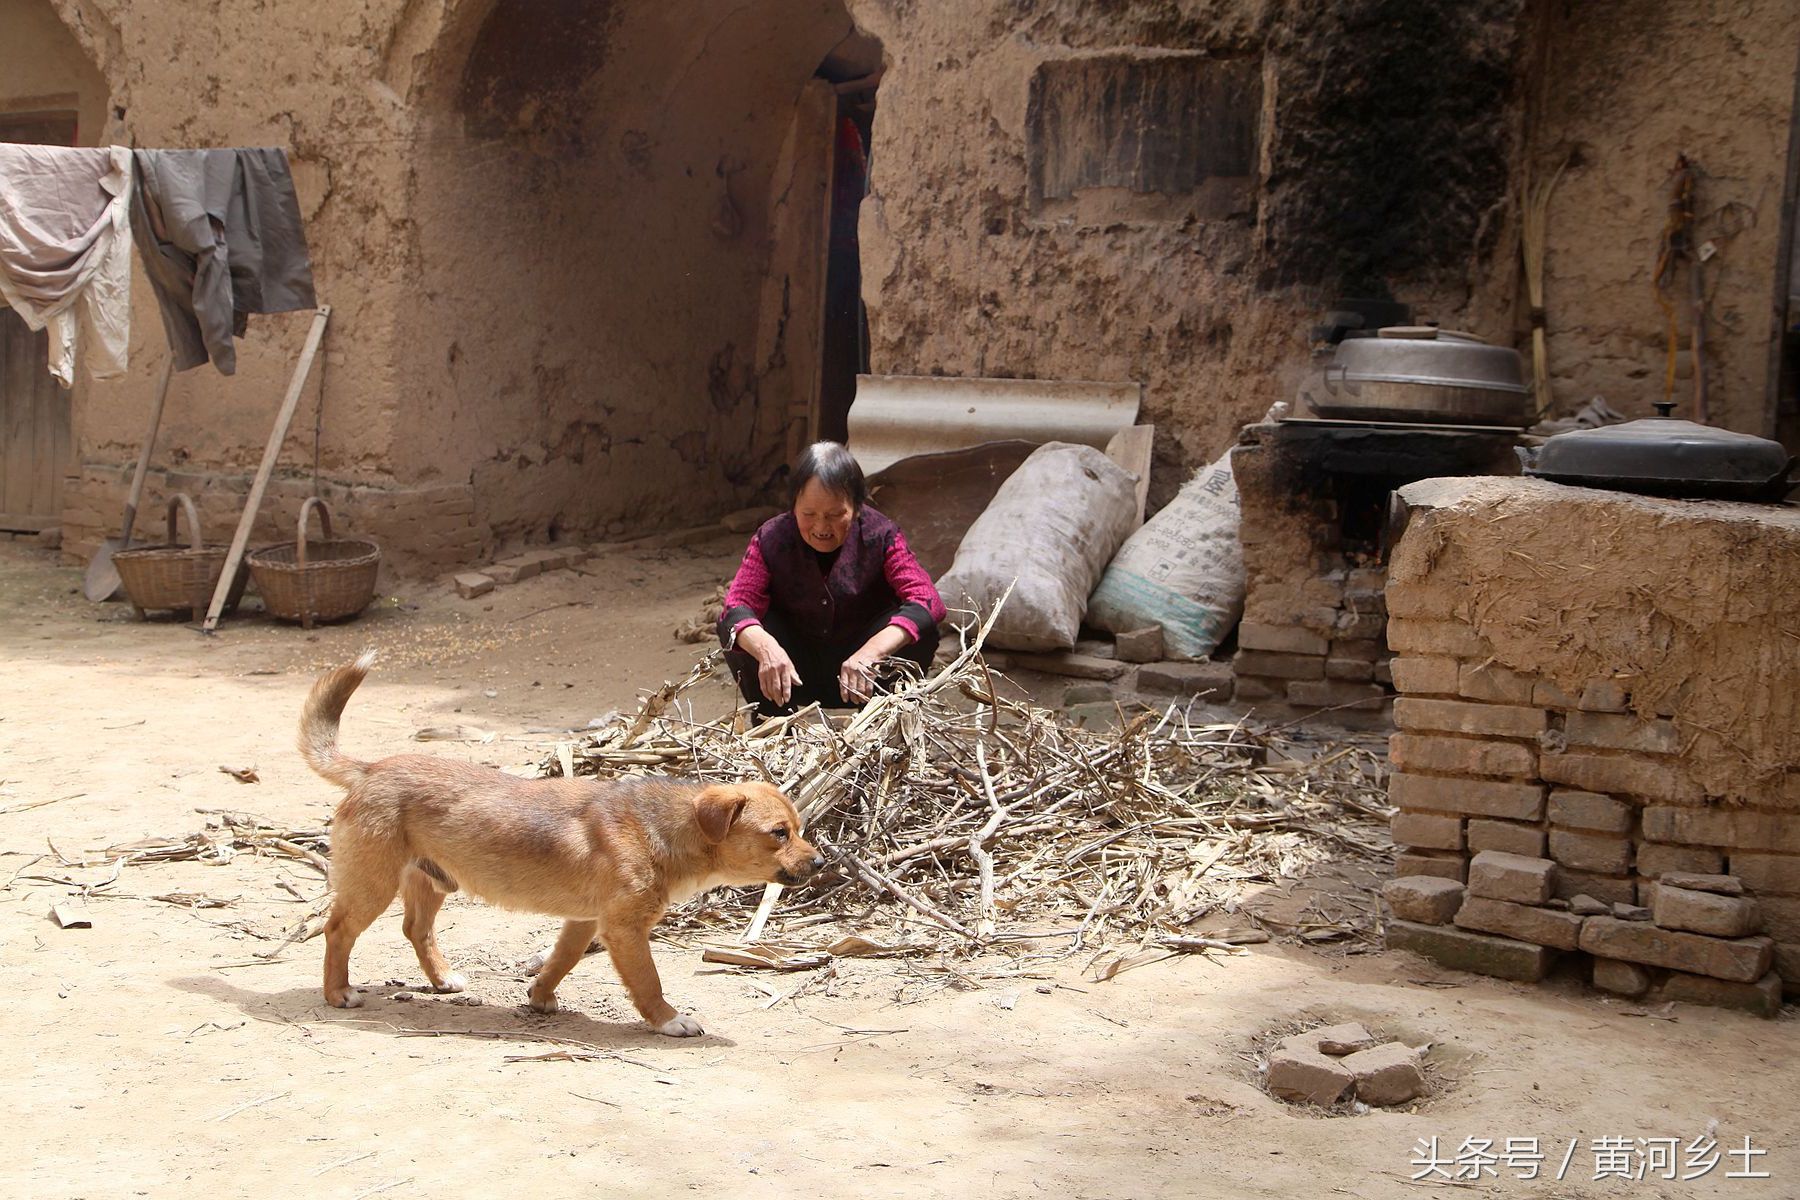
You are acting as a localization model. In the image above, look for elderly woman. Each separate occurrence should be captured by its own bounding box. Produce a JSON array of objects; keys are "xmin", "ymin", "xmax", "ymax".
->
[{"xmin": 718, "ymin": 441, "xmax": 947, "ymax": 715}]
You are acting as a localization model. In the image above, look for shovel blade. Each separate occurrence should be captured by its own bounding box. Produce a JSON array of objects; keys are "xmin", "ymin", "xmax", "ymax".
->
[{"xmin": 83, "ymin": 538, "xmax": 125, "ymax": 602}]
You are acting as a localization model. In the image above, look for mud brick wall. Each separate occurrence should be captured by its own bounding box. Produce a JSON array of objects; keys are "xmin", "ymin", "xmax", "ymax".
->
[
  {"xmin": 59, "ymin": 467, "xmax": 481, "ymax": 579},
  {"xmin": 1382, "ymin": 477, "xmax": 1800, "ymax": 996}
]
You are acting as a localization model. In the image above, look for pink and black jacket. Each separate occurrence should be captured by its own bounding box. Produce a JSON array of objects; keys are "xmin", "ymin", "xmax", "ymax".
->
[{"xmin": 717, "ymin": 507, "xmax": 946, "ymax": 650}]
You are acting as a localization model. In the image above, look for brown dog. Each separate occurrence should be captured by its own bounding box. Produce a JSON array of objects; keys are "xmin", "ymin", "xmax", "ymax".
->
[{"xmin": 299, "ymin": 651, "xmax": 823, "ymax": 1036}]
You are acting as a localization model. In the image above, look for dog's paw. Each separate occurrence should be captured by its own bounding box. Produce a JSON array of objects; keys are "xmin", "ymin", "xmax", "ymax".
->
[
  {"xmin": 526, "ymin": 992, "xmax": 560, "ymax": 1015},
  {"xmin": 329, "ymin": 989, "xmax": 364, "ymax": 1009},
  {"xmin": 434, "ymin": 972, "xmax": 468, "ymax": 994},
  {"xmin": 655, "ymin": 1013, "xmax": 704, "ymax": 1038}
]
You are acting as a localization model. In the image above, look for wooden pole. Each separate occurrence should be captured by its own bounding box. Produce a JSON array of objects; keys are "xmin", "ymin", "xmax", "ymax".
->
[{"xmin": 202, "ymin": 306, "xmax": 330, "ymax": 633}]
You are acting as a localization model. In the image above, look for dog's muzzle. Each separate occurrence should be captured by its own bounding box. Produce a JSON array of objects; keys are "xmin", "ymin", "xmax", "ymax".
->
[{"xmin": 776, "ymin": 854, "xmax": 827, "ymax": 886}]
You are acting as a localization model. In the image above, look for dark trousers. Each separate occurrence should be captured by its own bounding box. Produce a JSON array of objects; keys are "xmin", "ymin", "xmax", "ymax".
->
[{"xmin": 726, "ymin": 608, "xmax": 939, "ymax": 717}]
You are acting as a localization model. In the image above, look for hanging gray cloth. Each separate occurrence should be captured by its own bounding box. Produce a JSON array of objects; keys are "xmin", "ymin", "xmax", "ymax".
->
[{"xmin": 130, "ymin": 147, "xmax": 317, "ymax": 375}]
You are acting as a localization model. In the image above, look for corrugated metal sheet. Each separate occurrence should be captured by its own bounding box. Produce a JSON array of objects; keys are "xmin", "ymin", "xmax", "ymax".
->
[{"xmin": 846, "ymin": 374, "xmax": 1142, "ymax": 477}]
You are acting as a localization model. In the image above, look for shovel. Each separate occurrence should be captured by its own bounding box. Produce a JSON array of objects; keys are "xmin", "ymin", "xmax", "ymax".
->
[{"xmin": 83, "ymin": 359, "xmax": 173, "ymax": 602}]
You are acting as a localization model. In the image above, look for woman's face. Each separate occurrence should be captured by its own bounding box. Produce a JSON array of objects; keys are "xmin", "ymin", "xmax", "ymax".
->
[{"xmin": 794, "ymin": 478, "xmax": 856, "ymax": 553}]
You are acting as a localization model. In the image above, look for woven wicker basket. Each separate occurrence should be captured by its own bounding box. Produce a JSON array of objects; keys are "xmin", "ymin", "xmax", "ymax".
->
[
  {"xmin": 113, "ymin": 494, "xmax": 245, "ymax": 620},
  {"xmin": 247, "ymin": 498, "xmax": 379, "ymax": 628}
]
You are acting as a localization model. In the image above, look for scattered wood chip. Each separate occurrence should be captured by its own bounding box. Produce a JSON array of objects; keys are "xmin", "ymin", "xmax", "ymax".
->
[
  {"xmin": 413, "ymin": 726, "xmax": 495, "ymax": 743},
  {"xmin": 701, "ymin": 945, "xmax": 831, "ymax": 972},
  {"xmin": 50, "ymin": 903, "xmax": 91, "ymax": 929},
  {"xmin": 219, "ymin": 765, "xmax": 260, "ymax": 784}
]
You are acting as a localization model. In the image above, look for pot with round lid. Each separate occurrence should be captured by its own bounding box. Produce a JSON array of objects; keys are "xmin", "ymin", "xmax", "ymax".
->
[
  {"xmin": 1517, "ymin": 403, "xmax": 1795, "ymax": 502},
  {"xmin": 1313, "ymin": 327, "xmax": 1530, "ymax": 426}
]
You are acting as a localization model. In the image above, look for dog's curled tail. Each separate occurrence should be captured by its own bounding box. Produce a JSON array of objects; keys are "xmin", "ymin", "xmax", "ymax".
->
[{"xmin": 299, "ymin": 649, "xmax": 377, "ymax": 789}]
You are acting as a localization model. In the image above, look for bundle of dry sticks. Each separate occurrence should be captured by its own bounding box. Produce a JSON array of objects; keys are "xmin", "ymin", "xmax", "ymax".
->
[{"xmin": 534, "ymin": 608, "xmax": 1393, "ymax": 964}]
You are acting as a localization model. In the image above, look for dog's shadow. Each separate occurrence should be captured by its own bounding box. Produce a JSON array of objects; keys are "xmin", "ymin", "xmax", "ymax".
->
[{"xmin": 171, "ymin": 970, "xmax": 739, "ymax": 1052}]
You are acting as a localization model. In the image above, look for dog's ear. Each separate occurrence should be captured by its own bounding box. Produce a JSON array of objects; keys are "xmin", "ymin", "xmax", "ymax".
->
[{"xmin": 694, "ymin": 786, "xmax": 747, "ymax": 844}]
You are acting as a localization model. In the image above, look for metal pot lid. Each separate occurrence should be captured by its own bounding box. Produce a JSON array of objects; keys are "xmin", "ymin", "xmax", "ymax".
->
[
  {"xmin": 1330, "ymin": 327, "xmax": 1530, "ymax": 394},
  {"xmin": 1527, "ymin": 403, "xmax": 1794, "ymax": 489}
]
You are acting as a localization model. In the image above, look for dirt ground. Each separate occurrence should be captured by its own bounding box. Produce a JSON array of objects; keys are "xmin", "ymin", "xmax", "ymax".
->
[{"xmin": 2, "ymin": 537, "xmax": 1796, "ymax": 1200}]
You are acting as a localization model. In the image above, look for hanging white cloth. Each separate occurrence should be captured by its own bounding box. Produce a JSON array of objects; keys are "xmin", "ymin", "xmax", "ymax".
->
[{"xmin": 0, "ymin": 143, "xmax": 133, "ymax": 385}]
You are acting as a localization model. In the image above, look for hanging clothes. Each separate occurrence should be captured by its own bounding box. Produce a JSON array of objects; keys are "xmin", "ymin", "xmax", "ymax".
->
[
  {"xmin": 131, "ymin": 148, "xmax": 317, "ymax": 375},
  {"xmin": 0, "ymin": 143, "xmax": 134, "ymax": 385}
]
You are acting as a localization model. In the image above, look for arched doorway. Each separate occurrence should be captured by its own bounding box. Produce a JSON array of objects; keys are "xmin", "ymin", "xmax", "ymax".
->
[{"xmin": 396, "ymin": 0, "xmax": 882, "ymax": 548}]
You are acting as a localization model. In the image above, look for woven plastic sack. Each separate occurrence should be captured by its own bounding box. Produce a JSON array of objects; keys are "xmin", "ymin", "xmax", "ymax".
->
[
  {"xmin": 936, "ymin": 442, "xmax": 1137, "ymax": 652},
  {"xmin": 1086, "ymin": 449, "xmax": 1243, "ymax": 659}
]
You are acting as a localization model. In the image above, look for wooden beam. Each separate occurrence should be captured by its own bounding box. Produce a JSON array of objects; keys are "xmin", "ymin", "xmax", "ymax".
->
[{"xmin": 201, "ymin": 306, "xmax": 330, "ymax": 633}]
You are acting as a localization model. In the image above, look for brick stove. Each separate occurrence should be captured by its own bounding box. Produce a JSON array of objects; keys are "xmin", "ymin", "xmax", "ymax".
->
[
  {"xmin": 1228, "ymin": 418, "xmax": 1521, "ymax": 721},
  {"xmin": 1378, "ymin": 476, "xmax": 1800, "ymax": 1015}
]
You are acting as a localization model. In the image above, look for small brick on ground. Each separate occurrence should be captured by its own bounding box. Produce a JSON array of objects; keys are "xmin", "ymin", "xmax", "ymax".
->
[
  {"xmin": 1314, "ymin": 1024, "xmax": 1379, "ymax": 1056},
  {"xmin": 1113, "ymin": 626, "xmax": 1164, "ymax": 663},
  {"xmin": 1341, "ymin": 1042, "xmax": 1428, "ymax": 1107},
  {"xmin": 1387, "ymin": 920, "xmax": 1555, "ymax": 982},
  {"xmin": 1265, "ymin": 1046, "xmax": 1353, "ymax": 1106},
  {"xmin": 453, "ymin": 572, "xmax": 494, "ymax": 599},
  {"xmin": 1591, "ymin": 957, "xmax": 1651, "ymax": 996},
  {"xmin": 1383, "ymin": 876, "xmax": 1465, "ymax": 925},
  {"xmin": 1577, "ymin": 917, "xmax": 1774, "ymax": 983},
  {"xmin": 1653, "ymin": 885, "xmax": 1761, "ymax": 938},
  {"xmin": 1468, "ymin": 851, "xmax": 1556, "ymax": 905}
]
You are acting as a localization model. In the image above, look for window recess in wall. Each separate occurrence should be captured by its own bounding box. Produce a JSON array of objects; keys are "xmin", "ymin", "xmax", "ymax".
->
[{"xmin": 1027, "ymin": 52, "xmax": 1260, "ymax": 224}]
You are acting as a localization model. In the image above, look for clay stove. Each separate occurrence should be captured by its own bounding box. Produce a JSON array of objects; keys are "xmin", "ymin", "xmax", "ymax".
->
[
  {"xmin": 1229, "ymin": 417, "xmax": 1520, "ymax": 719},
  {"xmin": 1378, "ymin": 476, "xmax": 1799, "ymax": 1014}
]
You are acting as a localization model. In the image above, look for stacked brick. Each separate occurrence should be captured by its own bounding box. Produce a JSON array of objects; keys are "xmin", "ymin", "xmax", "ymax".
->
[
  {"xmin": 1264, "ymin": 1022, "xmax": 1427, "ymax": 1108},
  {"xmin": 1386, "ymin": 855, "xmax": 1781, "ymax": 1016},
  {"xmin": 1383, "ymin": 595, "xmax": 1794, "ymax": 1009},
  {"xmin": 1232, "ymin": 566, "xmax": 1394, "ymax": 717}
]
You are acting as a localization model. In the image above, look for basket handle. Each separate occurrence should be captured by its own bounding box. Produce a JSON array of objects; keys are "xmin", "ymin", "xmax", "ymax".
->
[
  {"xmin": 297, "ymin": 497, "xmax": 334, "ymax": 574},
  {"xmin": 165, "ymin": 493, "xmax": 203, "ymax": 551}
]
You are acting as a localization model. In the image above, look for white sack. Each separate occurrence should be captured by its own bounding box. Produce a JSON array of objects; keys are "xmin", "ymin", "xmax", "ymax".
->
[
  {"xmin": 1086, "ymin": 449, "xmax": 1243, "ymax": 660},
  {"xmin": 936, "ymin": 442, "xmax": 1137, "ymax": 652}
]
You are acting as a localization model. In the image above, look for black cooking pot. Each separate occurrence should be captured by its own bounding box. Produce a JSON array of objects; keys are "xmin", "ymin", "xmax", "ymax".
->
[{"xmin": 1517, "ymin": 403, "xmax": 1796, "ymax": 502}]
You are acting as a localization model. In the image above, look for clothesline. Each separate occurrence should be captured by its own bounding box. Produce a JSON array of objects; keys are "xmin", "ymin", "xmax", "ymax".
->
[{"xmin": 0, "ymin": 142, "xmax": 318, "ymax": 386}]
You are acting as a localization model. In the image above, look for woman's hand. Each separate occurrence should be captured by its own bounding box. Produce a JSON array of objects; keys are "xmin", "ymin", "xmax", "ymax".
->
[
  {"xmin": 738, "ymin": 626, "xmax": 802, "ymax": 706},
  {"xmin": 840, "ymin": 625, "xmax": 914, "ymax": 703},
  {"xmin": 756, "ymin": 645, "xmax": 803, "ymax": 707},
  {"xmin": 838, "ymin": 649, "xmax": 882, "ymax": 704}
]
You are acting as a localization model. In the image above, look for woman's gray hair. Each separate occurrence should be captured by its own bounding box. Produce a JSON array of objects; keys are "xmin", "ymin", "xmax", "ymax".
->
[{"xmin": 790, "ymin": 441, "xmax": 866, "ymax": 509}]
